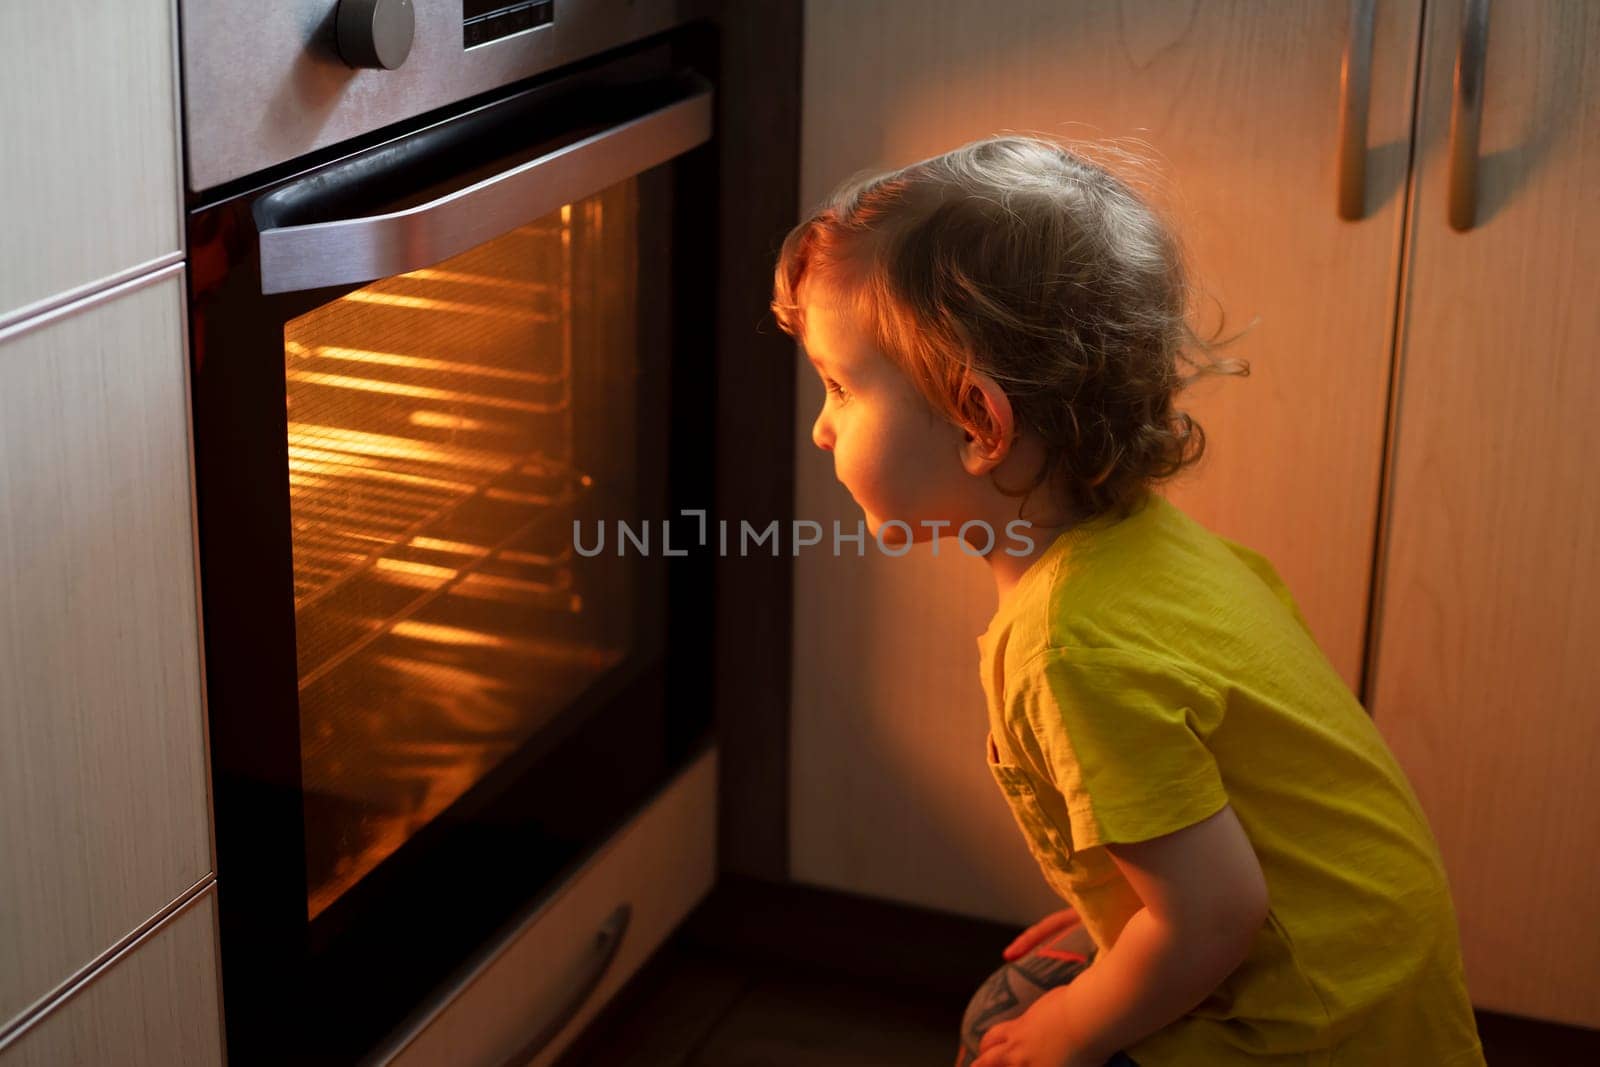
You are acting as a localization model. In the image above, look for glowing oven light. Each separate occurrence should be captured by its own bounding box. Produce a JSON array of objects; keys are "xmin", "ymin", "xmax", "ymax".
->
[
  {"xmin": 410, "ymin": 410, "xmax": 490, "ymax": 431},
  {"xmin": 283, "ymin": 202, "xmax": 629, "ymax": 922},
  {"xmin": 390, "ymin": 620, "xmax": 507, "ymax": 648}
]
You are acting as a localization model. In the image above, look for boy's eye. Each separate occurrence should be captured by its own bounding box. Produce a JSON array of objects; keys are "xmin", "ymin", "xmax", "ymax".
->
[{"xmin": 825, "ymin": 378, "xmax": 848, "ymax": 400}]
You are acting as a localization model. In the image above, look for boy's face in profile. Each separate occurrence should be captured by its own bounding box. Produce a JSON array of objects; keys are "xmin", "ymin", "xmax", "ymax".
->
[{"xmin": 799, "ymin": 278, "xmax": 979, "ymax": 545}]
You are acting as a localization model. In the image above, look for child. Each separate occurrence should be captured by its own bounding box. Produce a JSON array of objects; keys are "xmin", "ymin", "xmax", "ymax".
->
[{"xmin": 770, "ymin": 136, "xmax": 1485, "ymax": 1067}]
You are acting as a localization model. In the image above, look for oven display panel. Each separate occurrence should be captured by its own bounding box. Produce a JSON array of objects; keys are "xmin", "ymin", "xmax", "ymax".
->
[{"xmin": 463, "ymin": 0, "xmax": 555, "ymax": 48}]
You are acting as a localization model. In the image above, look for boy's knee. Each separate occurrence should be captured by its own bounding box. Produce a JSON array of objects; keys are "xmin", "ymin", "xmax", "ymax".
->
[{"xmin": 959, "ymin": 962, "xmax": 1023, "ymax": 1060}]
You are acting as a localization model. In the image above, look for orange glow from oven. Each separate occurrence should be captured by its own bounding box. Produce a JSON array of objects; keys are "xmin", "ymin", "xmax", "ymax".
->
[
  {"xmin": 340, "ymin": 289, "xmax": 556, "ymax": 322},
  {"xmin": 283, "ymin": 196, "xmax": 635, "ymax": 922}
]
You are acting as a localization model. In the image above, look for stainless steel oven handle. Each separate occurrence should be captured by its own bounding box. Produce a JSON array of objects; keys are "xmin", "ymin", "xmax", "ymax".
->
[{"xmin": 258, "ymin": 88, "xmax": 713, "ymax": 294}]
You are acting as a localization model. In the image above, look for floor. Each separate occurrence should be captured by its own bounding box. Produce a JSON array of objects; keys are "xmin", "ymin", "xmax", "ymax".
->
[
  {"xmin": 555, "ymin": 938, "xmax": 961, "ymax": 1066},
  {"xmin": 555, "ymin": 877, "xmax": 1600, "ymax": 1067}
]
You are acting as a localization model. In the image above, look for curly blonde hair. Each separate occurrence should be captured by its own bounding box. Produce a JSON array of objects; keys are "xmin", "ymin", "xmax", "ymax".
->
[{"xmin": 771, "ymin": 134, "xmax": 1250, "ymax": 524}]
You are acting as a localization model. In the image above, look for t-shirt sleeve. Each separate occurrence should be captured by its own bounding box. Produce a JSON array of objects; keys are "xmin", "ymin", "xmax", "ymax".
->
[
  {"xmin": 1219, "ymin": 536, "xmax": 1316, "ymax": 640},
  {"xmin": 1007, "ymin": 645, "xmax": 1229, "ymax": 850}
]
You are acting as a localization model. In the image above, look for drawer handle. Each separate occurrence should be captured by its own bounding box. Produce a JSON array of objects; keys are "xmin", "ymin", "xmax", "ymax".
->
[
  {"xmin": 1336, "ymin": 0, "xmax": 1376, "ymax": 220},
  {"xmin": 495, "ymin": 903, "xmax": 632, "ymax": 1067}
]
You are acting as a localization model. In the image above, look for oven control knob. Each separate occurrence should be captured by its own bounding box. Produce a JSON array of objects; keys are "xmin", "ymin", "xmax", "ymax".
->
[{"xmin": 337, "ymin": 0, "xmax": 415, "ymax": 70}]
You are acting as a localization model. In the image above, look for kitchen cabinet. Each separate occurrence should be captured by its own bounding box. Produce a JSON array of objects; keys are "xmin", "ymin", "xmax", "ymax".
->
[
  {"xmin": 0, "ymin": 0, "xmax": 220, "ymax": 1051},
  {"xmin": 0, "ymin": 0, "xmax": 183, "ymax": 327},
  {"xmin": 1368, "ymin": 0, "xmax": 1600, "ymax": 1028},
  {"xmin": 793, "ymin": 0, "xmax": 1420, "ymax": 925},
  {"xmin": 0, "ymin": 889, "xmax": 222, "ymax": 1067},
  {"xmin": 0, "ymin": 270, "xmax": 212, "ymax": 1030},
  {"xmin": 792, "ymin": 0, "xmax": 1598, "ymax": 1029}
]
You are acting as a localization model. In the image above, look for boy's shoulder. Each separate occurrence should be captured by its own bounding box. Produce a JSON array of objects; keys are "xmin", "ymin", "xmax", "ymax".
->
[
  {"xmin": 983, "ymin": 492, "xmax": 1309, "ymax": 678},
  {"xmin": 991, "ymin": 492, "xmax": 1185, "ymax": 649}
]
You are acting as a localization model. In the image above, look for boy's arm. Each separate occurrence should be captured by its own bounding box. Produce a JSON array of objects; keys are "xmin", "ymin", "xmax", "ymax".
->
[{"xmin": 1028, "ymin": 803, "xmax": 1270, "ymax": 1066}]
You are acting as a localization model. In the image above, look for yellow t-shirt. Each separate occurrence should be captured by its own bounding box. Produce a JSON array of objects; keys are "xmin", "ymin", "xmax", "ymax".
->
[{"xmin": 977, "ymin": 491, "xmax": 1484, "ymax": 1066}]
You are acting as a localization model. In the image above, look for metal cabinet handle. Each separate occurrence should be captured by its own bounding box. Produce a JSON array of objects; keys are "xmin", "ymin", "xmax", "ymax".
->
[
  {"xmin": 257, "ymin": 88, "xmax": 713, "ymax": 294},
  {"xmin": 1337, "ymin": 0, "xmax": 1377, "ymax": 220},
  {"xmin": 495, "ymin": 903, "xmax": 631, "ymax": 1067},
  {"xmin": 1447, "ymin": 0, "xmax": 1491, "ymax": 231}
]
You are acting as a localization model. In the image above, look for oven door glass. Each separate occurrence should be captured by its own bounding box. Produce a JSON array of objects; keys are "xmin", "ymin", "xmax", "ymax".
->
[{"xmin": 284, "ymin": 186, "xmax": 644, "ymax": 921}]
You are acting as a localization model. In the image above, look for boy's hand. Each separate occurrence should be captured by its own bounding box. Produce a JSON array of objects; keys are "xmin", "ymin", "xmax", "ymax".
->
[{"xmin": 971, "ymin": 987, "xmax": 1092, "ymax": 1067}]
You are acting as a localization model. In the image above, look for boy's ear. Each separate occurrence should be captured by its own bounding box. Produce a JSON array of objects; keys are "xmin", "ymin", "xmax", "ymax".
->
[{"xmin": 957, "ymin": 369, "xmax": 1015, "ymax": 475}]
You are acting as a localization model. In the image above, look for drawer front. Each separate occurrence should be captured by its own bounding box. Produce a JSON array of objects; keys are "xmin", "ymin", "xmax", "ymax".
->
[
  {"xmin": 0, "ymin": 887, "xmax": 223, "ymax": 1067},
  {"xmin": 0, "ymin": 271, "xmax": 211, "ymax": 1026},
  {"xmin": 383, "ymin": 746, "xmax": 718, "ymax": 1067},
  {"xmin": 0, "ymin": 0, "xmax": 182, "ymax": 324}
]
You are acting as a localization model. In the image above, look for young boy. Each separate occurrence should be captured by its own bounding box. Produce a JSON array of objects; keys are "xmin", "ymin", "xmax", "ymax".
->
[{"xmin": 772, "ymin": 135, "xmax": 1485, "ymax": 1067}]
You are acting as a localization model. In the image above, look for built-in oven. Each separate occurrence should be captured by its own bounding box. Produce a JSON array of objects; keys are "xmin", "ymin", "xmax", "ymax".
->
[{"xmin": 180, "ymin": 5, "xmax": 727, "ymax": 1062}]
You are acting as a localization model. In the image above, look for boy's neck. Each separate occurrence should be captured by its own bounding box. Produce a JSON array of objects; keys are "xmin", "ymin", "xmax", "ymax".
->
[{"xmin": 986, "ymin": 518, "xmax": 1075, "ymax": 611}]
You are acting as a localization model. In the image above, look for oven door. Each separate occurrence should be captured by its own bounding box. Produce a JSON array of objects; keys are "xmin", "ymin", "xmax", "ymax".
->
[{"xmin": 187, "ymin": 43, "xmax": 716, "ymax": 1065}]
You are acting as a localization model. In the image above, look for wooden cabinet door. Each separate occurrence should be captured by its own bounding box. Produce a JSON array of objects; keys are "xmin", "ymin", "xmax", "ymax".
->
[
  {"xmin": 0, "ymin": 271, "xmax": 211, "ymax": 1028},
  {"xmin": 0, "ymin": 890, "xmax": 222, "ymax": 1067},
  {"xmin": 0, "ymin": 0, "xmax": 183, "ymax": 325},
  {"xmin": 794, "ymin": 0, "xmax": 1421, "ymax": 921},
  {"xmin": 1368, "ymin": 0, "xmax": 1600, "ymax": 1027}
]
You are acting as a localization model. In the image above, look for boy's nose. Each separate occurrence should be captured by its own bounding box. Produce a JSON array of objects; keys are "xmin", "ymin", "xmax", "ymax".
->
[{"xmin": 812, "ymin": 411, "xmax": 834, "ymax": 451}]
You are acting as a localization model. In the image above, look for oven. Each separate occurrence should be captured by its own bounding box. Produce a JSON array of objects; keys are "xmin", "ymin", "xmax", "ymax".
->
[{"xmin": 180, "ymin": 4, "xmax": 727, "ymax": 1062}]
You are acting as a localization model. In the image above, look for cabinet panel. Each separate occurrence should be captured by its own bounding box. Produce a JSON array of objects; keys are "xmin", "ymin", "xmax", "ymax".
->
[
  {"xmin": 381, "ymin": 747, "xmax": 717, "ymax": 1067},
  {"xmin": 794, "ymin": 0, "xmax": 1421, "ymax": 921},
  {"xmin": 0, "ymin": 272, "xmax": 211, "ymax": 1027},
  {"xmin": 1370, "ymin": 0, "xmax": 1600, "ymax": 1027},
  {"xmin": 0, "ymin": 889, "xmax": 223, "ymax": 1067},
  {"xmin": 0, "ymin": 0, "xmax": 182, "ymax": 323}
]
